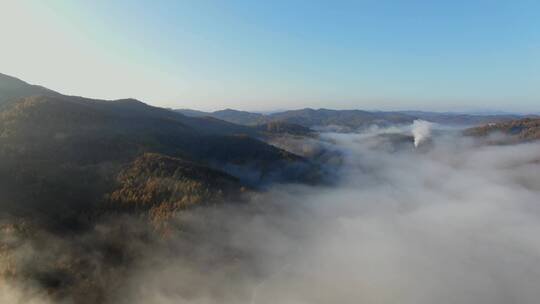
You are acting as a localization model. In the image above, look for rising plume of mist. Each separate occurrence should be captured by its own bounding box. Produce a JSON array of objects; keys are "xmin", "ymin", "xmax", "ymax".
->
[
  {"xmin": 3, "ymin": 124, "xmax": 540, "ymax": 303},
  {"xmin": 412, "ymin": 119, "xmax": 433, "ymax": 147}
]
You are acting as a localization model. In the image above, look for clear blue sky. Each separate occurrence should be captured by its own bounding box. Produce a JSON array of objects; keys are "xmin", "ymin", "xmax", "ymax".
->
[{"xmin": 1, "ymin": 0, "xmax": 539, "ymax": 112}]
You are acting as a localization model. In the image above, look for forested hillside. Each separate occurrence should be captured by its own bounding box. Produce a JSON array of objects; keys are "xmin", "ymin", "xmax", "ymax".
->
[
  {"xmin": 465, "ymin": 118, "xmax": 540, "ymax": 143},
  {"xmin": 0, "ymin": 74, "xmax": 319, "ymax": 229}
]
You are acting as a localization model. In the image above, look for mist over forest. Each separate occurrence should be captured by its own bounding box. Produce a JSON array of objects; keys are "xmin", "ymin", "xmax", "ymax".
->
[{"xmin": 2, "ymin": 91, "xmax": 540, "ymax": 303}]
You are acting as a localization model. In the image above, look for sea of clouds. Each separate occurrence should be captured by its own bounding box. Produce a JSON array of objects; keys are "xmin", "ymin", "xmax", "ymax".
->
[
  {"xmin": 4, "ymin": 122, "xmax": 540, "ymax": 304},
  {"xmin": 112, "ymin": 124, "xmax": 540, "ymax": 304}
]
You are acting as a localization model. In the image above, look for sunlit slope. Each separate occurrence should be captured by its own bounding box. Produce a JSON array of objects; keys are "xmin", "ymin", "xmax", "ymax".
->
[{"xmin": 465, "ymin": 118, "xmax": 540, "ymax": 143}]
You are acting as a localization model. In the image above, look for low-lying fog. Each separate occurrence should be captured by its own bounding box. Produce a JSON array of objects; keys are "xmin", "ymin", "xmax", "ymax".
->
[{"xmin": 5, "ymin": 122, "xmax": 540, "ymax": 304}]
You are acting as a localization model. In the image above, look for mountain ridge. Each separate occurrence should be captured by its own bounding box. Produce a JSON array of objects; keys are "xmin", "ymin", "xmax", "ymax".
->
[
  {"xmin": 0, "ymin": 73, "xmax": 319, "ymax": 227},
  {"xmin": 176, "ymin": 107, "xmax": 531, "ymax": 129}
]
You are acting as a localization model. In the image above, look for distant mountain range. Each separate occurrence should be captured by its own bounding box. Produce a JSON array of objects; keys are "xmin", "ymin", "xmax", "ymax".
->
[
  {"xmin": 176, "ymin": 107, "xmax": 531, "ymax": 130},
  {"xmin": 176, "ymin": 108, "xmax": 413, "ymax": 129}
]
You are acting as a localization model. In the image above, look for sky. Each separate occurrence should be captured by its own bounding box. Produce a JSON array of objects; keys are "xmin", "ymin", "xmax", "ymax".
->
[{"xmin": 0, "ymin": 0, "xmax": 539, "ymax": 112}]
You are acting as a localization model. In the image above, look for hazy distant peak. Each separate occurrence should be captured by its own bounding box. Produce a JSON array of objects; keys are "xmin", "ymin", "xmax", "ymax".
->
[{"xmin": 215, "ymin": 108, "xmax": 260, "ymax": 115}]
